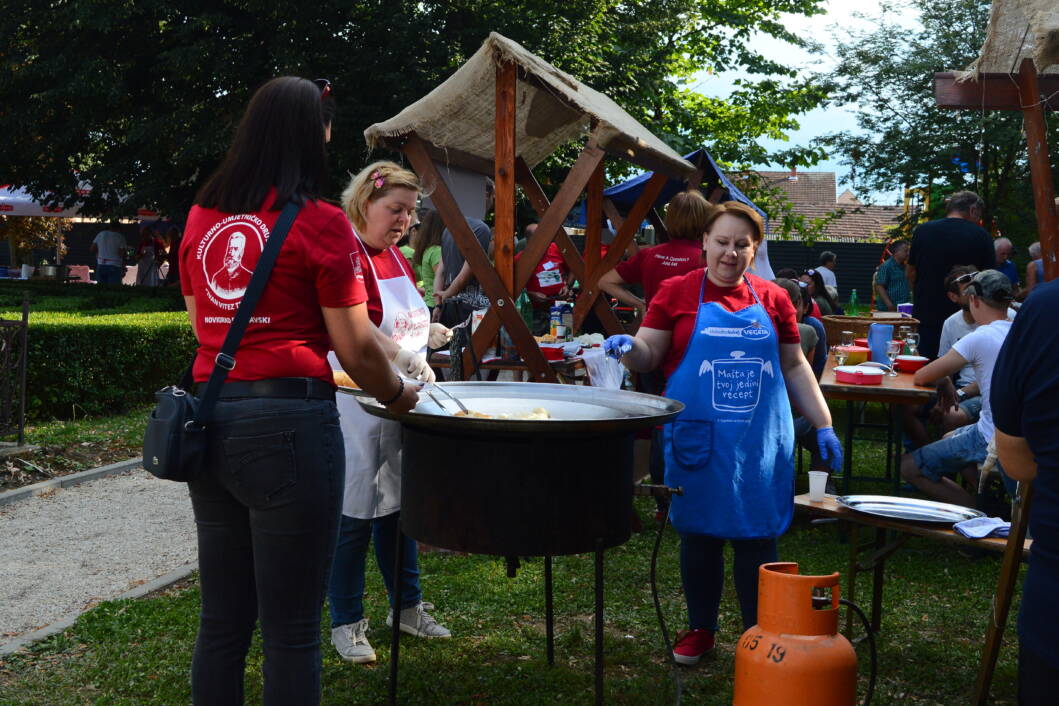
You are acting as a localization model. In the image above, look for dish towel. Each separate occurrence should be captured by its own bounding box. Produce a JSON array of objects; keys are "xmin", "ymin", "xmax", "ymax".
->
[{"xmin": 954, "ymin": 516, "xmax": 1010, "ymax": 539}]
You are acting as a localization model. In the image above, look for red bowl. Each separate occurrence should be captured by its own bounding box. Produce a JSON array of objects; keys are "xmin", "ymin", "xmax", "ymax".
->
[
  {"xmin": 539, "ymin": 343, "xmax": 564, "ymax": 361},
  {"xmin": 854, "ymin": 337, "xmax": 868, "ymax": 348},
  {"xmin": 895, "ymin": 355, "xmax": 928, "ymax": 373},
  {"xmin": 834, "ymin": 365, "xmax": 884, "ymax": 385}
]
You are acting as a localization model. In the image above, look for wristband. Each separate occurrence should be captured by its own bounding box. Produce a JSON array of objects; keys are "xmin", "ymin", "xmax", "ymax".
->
[
  {"xmin": 377, "ymin": 377, "xmax": 404, "ymax": 406},
  {"xmin": 956, "ymin": 388, "xmax": 967, "ymax": 400}
]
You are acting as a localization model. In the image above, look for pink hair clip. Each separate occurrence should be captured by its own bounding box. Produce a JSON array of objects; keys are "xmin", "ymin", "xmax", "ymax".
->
[{"xmin": 370, "ymin": 171, "xmax": 384, "ymax": 189}]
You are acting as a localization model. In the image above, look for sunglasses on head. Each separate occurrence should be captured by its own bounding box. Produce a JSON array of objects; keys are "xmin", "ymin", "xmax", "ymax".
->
[{"xmin": 313, "ymin": 78, "xmax": 333, "ymax": 99}]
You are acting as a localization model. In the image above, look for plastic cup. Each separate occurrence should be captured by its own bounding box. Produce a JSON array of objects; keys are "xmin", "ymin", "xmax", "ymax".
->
[{"xmin": 808, "ymin": 471, "xmax": 829, "ymax": 502}]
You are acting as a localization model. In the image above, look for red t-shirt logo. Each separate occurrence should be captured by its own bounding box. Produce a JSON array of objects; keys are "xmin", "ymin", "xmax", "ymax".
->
[{"xmin": 195, "ymin": 214, "xmax": 268, "ymax": 310}]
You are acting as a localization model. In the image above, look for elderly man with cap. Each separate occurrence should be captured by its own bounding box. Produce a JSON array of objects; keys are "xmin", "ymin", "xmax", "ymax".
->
[{"xmin": 899, "ymin": 270, "xmax": 1015, "ymax": 506}]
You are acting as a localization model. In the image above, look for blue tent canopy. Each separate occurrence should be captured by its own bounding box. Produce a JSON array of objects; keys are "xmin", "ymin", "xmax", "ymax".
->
[{"xmin": 579, "ymin": 148, "xmax": 768, "ymax": 232}]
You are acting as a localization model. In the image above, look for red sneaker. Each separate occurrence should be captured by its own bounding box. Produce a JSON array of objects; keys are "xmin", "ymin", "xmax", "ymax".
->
[{"xmin": 672, "ymin": 629, "xmax": 715, "ymax": 665}]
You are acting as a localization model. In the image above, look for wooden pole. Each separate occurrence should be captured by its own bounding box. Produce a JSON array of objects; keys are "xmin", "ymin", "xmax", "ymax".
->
[
  {"xmin": 494, "ymin": 59, "xmax": 517, "ymax": 294},
  {"xmin": 402, "ymin": 134, "xmax": 556, "ymax": 382},
  {"xmin": 515, "ymin": 158, "xmax": 624, "ymax": 335},
  {"xmin": 585, "ymin": 159, "xmax": 605, "ymax": 276},
  {"xmin": 972, "ymin": 481, "xmax": 1034, "ymax": 704},
  {"xmin": 1016, "ymin": 59, "xmax": 1059, "ymax": 281},
  {"xmin": 466, "ymin": 142, "xmax": 608, "ymax": 363},
  {"xmin": 573, "ymin": 172, "xmax": 668, "ymax": 331}
]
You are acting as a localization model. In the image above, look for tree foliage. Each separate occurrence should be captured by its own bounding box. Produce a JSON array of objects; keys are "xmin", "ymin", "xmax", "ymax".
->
[
  {"xmin": 0, "ymin": 216, "xmax": 71, "ymax": 266},
  {"xmin": 0, "ymin": 0, "xmax": 827, "ymax": 221},
  {"xmin": 817, "ymin": 0, "xmax": 1059, "ymax": 246}
]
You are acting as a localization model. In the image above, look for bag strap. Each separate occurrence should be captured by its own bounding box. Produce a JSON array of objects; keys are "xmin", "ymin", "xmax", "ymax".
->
[{"xmin": 191, "ymin": 201, "xmax": 302, "ymax": 427}]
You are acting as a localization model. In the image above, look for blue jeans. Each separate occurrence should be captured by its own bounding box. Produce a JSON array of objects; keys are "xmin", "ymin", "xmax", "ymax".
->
[
  {"xmin": 96, "ymin": 264, "xmax": 123, "ymax": 284},
  {"xmin": 188, "ymin": 397, "xmax": 344, "ymax": 706},
  {"xmin": 327, "ymin": 512, "xmax": 422, "ymax": 627},
  {"xmin": 680, "ymin": 534, "xmax": 778, "ymax": 632}
]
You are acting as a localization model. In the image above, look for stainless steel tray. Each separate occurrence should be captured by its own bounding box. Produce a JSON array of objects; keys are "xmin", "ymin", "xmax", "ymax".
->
[
  {"xmin": 354, "ymin": 381, "xmax": 684, "ymax": 436},
  {"xmin": 836, "ymin": 495, "xmax": 985, "ymax": 524}
]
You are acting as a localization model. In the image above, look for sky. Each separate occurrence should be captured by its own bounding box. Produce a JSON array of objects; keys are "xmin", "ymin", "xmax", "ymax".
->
[{"xmin": 692, "ymin": 0, "xmax": 923, "ymax": 205}]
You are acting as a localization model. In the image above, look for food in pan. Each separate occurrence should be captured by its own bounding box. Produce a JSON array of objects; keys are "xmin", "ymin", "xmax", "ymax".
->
[
  {"xmin": 332, "ymin": 370, "xmax": 359, "ymax": 389},
  {"xmin": 453, "ymin": 407, "xmax": 551, "ymax": 420}
]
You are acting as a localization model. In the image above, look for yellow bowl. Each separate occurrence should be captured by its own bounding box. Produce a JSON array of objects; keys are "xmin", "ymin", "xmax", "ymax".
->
[{"xmin": 837, "ymin": 345, "xmax": 870, "ymax": 365}]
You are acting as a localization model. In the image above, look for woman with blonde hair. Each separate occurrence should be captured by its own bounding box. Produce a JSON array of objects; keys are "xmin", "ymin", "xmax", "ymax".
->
[
  {"xmin": 598, "ymin": 189, "xmax": 712, "ymax": 318},
  {"xmin": 326, "ymin": 160, "xmax": 453, "ymax": 666}
]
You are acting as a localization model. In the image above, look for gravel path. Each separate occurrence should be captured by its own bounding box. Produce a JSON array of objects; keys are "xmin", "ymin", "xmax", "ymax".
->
[{"xmin": 0, "ymin": 467, "xmax": 197, "ymax": 649}]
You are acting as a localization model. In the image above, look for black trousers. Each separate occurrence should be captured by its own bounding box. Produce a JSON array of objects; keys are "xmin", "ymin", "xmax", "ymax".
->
[
  {"xmin": 188, "ymin": 397, "xmax": 344, "ymax": 706},
  {"xmin": 1020, "ymin": 640, "xmax": 1059, "ymax": 705}
]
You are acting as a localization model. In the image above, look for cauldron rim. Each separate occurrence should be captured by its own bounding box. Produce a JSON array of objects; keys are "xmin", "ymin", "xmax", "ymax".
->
[{"xmin": 349, "ymin": 381, "xmax": 683, "ymax": 436}]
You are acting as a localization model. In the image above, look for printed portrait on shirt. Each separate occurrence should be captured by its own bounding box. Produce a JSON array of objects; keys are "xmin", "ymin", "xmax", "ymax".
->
[{"xmin": 195, "ymin": 214, "xmax": 268, "ymax": 310}]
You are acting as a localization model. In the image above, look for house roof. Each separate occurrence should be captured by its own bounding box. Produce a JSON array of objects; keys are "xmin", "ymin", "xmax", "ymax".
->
[
  {"xmin": 751, "ymin": 170, "xmax": 902, "ymax": 242},
  {"xmin": 364, "ymin": 32, "xmax": 694, "ymax": 178}
]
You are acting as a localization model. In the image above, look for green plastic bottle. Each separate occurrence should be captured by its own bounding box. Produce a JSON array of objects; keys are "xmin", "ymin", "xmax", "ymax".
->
[
  {"xmin": 848, "ymin": 289, "xmax": 860, "ymax": 316},
  {"xmin": 516, "ymin": 290, "xmax": 533, "ymax": 330}
]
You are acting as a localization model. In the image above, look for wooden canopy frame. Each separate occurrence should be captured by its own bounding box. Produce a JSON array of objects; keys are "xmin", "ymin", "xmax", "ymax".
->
[
  {"xmin": 377, "ymin": 57, "xmax": 693, "ymax": 381},
  {"xmin": 934, "ymin": 58, "xmax": 1055, "ymax": 704},
  {"xmin": 934, "ymin": 61, "xmax": 1058, "ymax": 281}
]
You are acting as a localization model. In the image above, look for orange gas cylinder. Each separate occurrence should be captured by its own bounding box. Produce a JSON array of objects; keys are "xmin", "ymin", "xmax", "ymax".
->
[{"xmin": 733, "ymin": 562, "xmax": 858, "ymax": 706}]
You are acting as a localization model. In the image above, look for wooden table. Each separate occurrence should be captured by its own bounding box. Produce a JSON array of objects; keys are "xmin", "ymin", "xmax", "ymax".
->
[
  {"xmin": 795, "ymin": 490, "xmax": 1033, "ymax": 704},
  {"xmin": 818, "ymin": 356, "xmax": 936, "ymax": 494}
]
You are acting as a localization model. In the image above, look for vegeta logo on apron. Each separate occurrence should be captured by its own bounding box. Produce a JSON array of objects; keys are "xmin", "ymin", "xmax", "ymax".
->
[
  {"xmin": 699, "ymin": 351, "xmax": 774, "ymax": 414},
  {"xmin": 663, "ymin": 273, "xmax": 794, "ymax": 539}
]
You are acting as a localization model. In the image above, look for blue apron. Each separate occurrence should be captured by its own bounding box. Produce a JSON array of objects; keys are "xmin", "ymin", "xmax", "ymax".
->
[{"xmin": 664, "ymin": 273, "xmax": 794, "ymax": 539}]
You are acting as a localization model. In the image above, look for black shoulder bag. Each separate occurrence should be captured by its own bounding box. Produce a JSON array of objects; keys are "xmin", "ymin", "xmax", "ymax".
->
[{"xmin": 143, "ymin": 201, "xmax": 302, "ymax": 481}]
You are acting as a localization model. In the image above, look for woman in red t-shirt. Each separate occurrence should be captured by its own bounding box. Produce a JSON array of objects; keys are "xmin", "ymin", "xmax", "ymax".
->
[
  {"xmin": 179, "ymin": 77, "xmax": 417, "ymax": 704},
  {"xmin": 599, "ymin": 189, "xmax": 711, "ymax": 319},
  {"xmin": 604, "ymin": 202, "xmax": 842, "ymax": 666},
  {"xmin": 326, "ymin": 162, "xmax": 453, "ymax": 664}
]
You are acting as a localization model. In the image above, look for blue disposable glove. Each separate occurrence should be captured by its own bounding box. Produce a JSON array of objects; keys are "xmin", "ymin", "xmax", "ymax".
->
[
  {"xmin": 603, "ymin": 334, "xmax": 635, "ymax": 360},
  {"xmin": 816, "ymin": 426, "xmax": 843, "ymax": 473}
]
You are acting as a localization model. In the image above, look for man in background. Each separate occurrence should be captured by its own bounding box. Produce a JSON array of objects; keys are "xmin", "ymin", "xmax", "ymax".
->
[
  {"xmin": 90, "ymin": 220, "xmax": 127, "ymax": 285},
  {"xmin": 817, "ymin": 250, "xmax": 838, "ymax": 289},
  {"xmin": 875, "ymin": 240, "xmax": 911, "ymax": 312},
  {"xmin": 435, "ymin": 178, "xmax": 495, "ymax": 327},
  {"xmin": 907, "ymin": 190, "xmax": 995, "ymax": 359},
  {"xmin": 994, "ymin": 237, "xmax": 1020, "ymax": 289}
]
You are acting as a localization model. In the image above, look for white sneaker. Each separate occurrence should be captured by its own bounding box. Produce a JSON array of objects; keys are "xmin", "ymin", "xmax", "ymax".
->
[
  {"xmin": 331, "ymin": 618, "xmax": 376, "ymax": 663},
  {"xmin": 386, "ymin": 601, "xmax": 452, "ymax": 638}
]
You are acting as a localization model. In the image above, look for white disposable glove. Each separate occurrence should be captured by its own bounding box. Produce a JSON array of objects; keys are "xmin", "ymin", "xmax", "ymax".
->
[
  {"xmin": 429, "ymin": 322, "xmax": 453, "ymax": 349},
  {"xmin": 392, "ymin": 348, "xmax": 436, "ymax": 384}
]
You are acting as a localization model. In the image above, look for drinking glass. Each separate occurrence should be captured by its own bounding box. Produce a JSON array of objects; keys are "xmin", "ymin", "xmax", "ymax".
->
[
  {"xmin": 841, "ymin": 330, "xmax": 855, "ymax": 347},
  {"xmin": 905, "ymin": 332, "xmax": 919, "ymax": 357},
  {"xmin": 832, "ymin": 345, "xmax": 849, "ymax": 367},
  {"xmin": 886, "ymin": 340, "xmax": 903, "ymax": 376},
  {"xmin": 898, "ymin": 326, "xmax": 910, "ymax": 344}
]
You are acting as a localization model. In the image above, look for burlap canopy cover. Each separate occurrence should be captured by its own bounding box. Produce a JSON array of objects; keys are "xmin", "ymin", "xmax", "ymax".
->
[
  {"xmin": 364, "ymin": 32, "xmax": 694, "ymax": 178},
  {"xmin": 964, "ymin": 0, "xmax": 1059, "ymax": 76}
]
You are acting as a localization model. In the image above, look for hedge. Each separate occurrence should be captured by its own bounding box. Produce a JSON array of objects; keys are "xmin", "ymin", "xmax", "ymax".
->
[
  {"xmin": 17, "ymin": 310, "xmax": 196, "ymax": 420},
  {"xmin": 0, "ymin": 282, "xmax": 194, "ymax": 420}
]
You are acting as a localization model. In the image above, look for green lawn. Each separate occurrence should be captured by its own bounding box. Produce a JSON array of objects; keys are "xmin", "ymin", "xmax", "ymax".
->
[{"xmin": 0, "ymin": 404, "xmax": 1023, "ymax": 704}]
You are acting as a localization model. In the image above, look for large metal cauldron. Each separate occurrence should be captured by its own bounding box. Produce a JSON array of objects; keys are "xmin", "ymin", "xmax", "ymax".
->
[{"xmin": 354, "ymin": 382, "xmax": 683, "ymax": 557}]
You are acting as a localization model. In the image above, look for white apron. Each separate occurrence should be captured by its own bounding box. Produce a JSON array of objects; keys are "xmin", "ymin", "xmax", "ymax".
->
[{"xmin": 329, "ymin": 238, "xmax": 429, "ymax": 519}]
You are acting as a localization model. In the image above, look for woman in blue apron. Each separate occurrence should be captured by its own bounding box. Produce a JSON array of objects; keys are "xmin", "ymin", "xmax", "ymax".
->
[
  {"xmin": 327, "ymin": 162, "xmax": 454, "ymax": 666},
  {"xmin": 605, "ymin": 201, "xmax": 842, "ymax": 666}
]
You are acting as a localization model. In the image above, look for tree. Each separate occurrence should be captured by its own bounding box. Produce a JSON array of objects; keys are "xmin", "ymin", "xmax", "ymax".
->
[
  {"xmin": 0, "ymin": 0, "xmax": 828, "ymax": 225},
  {"xmin": 0, "ymin": 216, "xmax": 71, "ymax": 268},
  {"xmin": 817, "ymin": 0, "xmax": 1059, "ymax": 247}
]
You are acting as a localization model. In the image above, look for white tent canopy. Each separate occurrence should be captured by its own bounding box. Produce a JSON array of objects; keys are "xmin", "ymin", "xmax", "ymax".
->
[
  {"xmin": 964, "ymin": 0, "xmax": 1059, "ymax": 75},
  {"xmin": 0, "ymin": 185, "xmax": 80, "ymax": 218},
  {"xmin": 365, "ymin": 32, "xmax": 695, "ymax": 179}
]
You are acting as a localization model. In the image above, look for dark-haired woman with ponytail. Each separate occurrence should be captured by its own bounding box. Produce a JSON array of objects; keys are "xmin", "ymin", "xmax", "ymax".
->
[{"xmin": 179, "ymin": 76, "xmax": 417, "ymax": 704}]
